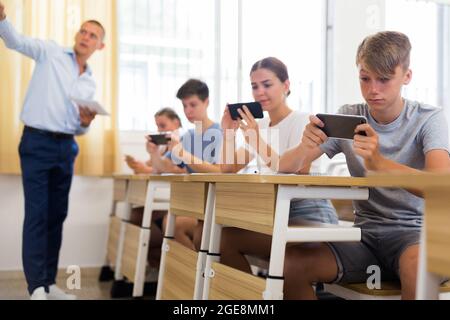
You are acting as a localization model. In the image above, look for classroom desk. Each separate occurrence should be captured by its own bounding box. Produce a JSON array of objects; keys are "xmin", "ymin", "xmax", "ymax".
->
[
  {"xmin": 111, "ymin": 174, "xmax": 189, "ymax": 297},
  {"xmin": 111, "ymin": 174, "xmax": 371, "ymax": 300},
  {"xmin": 368, "ymin": 173, "xmax": 450, "ymax": 300},
  {"xmin": 184, "ymin": 174, "xmax": 370, "ymax": 300},
  {"xmin": 113, "ymin": 174, "xmax": 215, "ymax": 299}
]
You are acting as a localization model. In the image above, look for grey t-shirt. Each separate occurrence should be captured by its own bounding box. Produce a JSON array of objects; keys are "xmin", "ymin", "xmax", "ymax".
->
[{"xmin": 320, "ymin": 99, "xmax": 449, "ymax": 230}]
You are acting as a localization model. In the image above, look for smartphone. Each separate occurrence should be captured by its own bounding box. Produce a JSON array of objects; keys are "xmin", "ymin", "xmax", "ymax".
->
[
  {"xmin": 228, "ymin": 102, "xmax": 264, "ymax": 121},
  {"xmin": 147, "ymin": 133, "xmax": 171, "ymax": 145},
  {"xmin": 316, "ymin": 114, "xmax": 368, "ymax": 140}
]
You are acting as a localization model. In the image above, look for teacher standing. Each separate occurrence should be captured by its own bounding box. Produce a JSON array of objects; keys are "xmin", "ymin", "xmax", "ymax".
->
[{"xmin": 0, "ymin": 2, "xmax": 105, "ymax": 300}]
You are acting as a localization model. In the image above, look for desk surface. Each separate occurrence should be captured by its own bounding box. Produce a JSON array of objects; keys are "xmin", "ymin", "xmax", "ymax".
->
[
  {"xmin": 113, "ymin": 172, "xmax": 450, "ymax": 188},
  {"xmin": 367, "ymin": 172, "xmax": 450, "ymax": 189},
  {"xmin": 114, "ymin": 173, "xmax": 370, "ymax": 187},
  {"xmin": 113, "ymin": 174, "xmax": 190, "ymax": 182}
]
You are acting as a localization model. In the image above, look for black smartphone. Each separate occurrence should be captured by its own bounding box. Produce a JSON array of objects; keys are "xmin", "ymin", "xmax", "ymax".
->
[
  {"xmin": 316, "ymin": 114, "xmax": 368, "ymax": 140},
  {"xmin": 228, "ymin": 102, "xmax": 264, "ymax": 121},
  {"xmin": 147, "ymin": 133, "xmax": 171, "ymax": 145}
]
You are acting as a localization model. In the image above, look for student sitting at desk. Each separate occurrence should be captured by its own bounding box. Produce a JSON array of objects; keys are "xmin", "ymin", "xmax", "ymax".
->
[
  {"xmin": 127, "ymin": 108, "xmax": 184, "ymax": 268},
  {"xmin": 147, "ymin": 79, "xmax": 223, "ymax": 250},
  {"xmin": 147, "ymin": 79, "xmax": 222, "ymax": 175},
  {"xmin": 279, "ymin": 31, "xmax": 450, "ymax": 300},
  {"xmin": 125, "ymin": 108, "xmax": 182, "ymax": 174},
  {"xmin": 218, "ymin": 57, "xmax": 338, "ymax": 274}
]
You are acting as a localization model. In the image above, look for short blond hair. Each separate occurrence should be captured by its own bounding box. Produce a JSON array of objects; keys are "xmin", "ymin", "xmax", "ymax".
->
[{"xmin": 356, "ymin": 31, "xmax": 411, "ymax": 77}]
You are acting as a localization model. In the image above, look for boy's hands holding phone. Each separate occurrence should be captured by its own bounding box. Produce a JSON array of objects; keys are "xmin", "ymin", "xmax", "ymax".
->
[
  {"xmin": 303, "ymin": 115, "xmax": 386, "ymax": 171},
  {"xmin": 300, "ymin": 115, "xmax": 329, "ymax": 151},
  {"xmin": 146, "ymin": 137, "xmax": 160, "ymax": 155},
  {"xmin": 167, "ymin": 132, "xmax": 181, "ymax": 152},
  {"xmin": 353, "ymin": 124, "xmax": 385, "ymax": 171}
]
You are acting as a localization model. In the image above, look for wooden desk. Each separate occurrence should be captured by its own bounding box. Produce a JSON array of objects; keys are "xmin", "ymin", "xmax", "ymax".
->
[
  {"xmin": 368, "ymin": 173, "xmax": 450, "ymax": 300},
  {"xmin": 111, "ymin": 174, "xmax": 188, "ymax": 297},
  {"xmin": 184, "ymin": 174, "xmax": 370, "ymax": 300}
]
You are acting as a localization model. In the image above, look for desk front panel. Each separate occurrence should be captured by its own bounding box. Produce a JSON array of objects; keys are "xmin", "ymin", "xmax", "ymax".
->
[
  {"xmin": 425, "ymin": 188, "xmax": 450, "ymax": 277},
  {"xmin": 215, "ymin": 183, "xmax": 277, "ymax": 235},
  {"xmin": 170, "ymin": 182, "xmax": 208, "ymax": 220}
]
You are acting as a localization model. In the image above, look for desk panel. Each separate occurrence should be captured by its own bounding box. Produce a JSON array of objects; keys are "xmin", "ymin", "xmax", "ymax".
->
[
  {"xmin": 170, "ymin": 182, "xmax": 208, "ymax": 220},
  {"xmin": 215, "ymin": 183, "xmax": 277, "ymax": 235}
]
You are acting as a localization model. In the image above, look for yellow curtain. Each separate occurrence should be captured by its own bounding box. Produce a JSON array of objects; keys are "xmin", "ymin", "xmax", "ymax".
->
[{"xmin": 0, "ymin": 0, "xmax": 119, "ymax": 176}]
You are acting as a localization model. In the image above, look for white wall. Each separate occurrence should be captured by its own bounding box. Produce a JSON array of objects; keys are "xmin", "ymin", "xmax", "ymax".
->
[
  {"xmin": 0, "ymin": 131, "xmax": 151, "ymax": 272},
  {"xmin": 0, "ymin": 175, "xmax": 113, "ymax": 271}
]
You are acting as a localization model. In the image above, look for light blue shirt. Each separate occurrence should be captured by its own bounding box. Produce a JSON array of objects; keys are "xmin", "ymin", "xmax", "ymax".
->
[
  {"xmin": 0, "ymin": 19, "xmax": 96, "ymax": 135},
  {"xmin": 165, "ymin": 123, "xmax": 223, "ymax": 173}
]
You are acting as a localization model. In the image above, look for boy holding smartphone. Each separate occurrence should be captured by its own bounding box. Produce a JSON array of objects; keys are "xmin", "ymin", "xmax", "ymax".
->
[{"xmin": 279, "ymin": 31, "xmax": 450, "ymax": 300}]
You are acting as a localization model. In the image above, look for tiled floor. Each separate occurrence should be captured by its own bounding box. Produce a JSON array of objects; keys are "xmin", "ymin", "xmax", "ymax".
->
[{"xmin": 0, "ymin": 268, "xmax": 112, "ymax": 300}]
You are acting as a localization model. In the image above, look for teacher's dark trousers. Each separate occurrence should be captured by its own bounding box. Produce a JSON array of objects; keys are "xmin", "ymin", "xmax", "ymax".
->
[{"xmin": 19, "ymin": 127, "xmax": 78, "ymax": 295}]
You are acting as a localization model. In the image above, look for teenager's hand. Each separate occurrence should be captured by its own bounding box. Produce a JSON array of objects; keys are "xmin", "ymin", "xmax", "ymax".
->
[
  {"xmin": 146, "ymin": 137, "xmax": 160, "ymax": 155},
  {"xmin": 353, "ymin": 124, "xmax": 385, "ymax": 171},
  {"xmin": 79, "ymin": 106, "xmax": 97, "ymax": 128},
  {"xmin": 300, "ymin": 115, "xmax": 329, "ymax": 150},
  {"xmin": 0, "ymin": 2, "xmax": 6, "ymax": 21},
  {"xmin": 221, "ymin": 106, "xmax": 240, "ymax": 131},
  {"xmin": 238, "ymin": 105, "xmax": 259, "ymax": 137},
  {"xmin": 167, "ymin": 132, "xmax": 181, "ymax": 152},
  {"xmin": 126, "ymin": 158, "xmax": 150, "ymax": 174}
]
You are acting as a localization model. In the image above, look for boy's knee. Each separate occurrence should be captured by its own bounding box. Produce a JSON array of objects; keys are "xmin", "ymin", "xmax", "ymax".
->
[
  {"xmin": 193, "ymin": 224, "xmax": 203, "ymax": 251},
  {"xmin": 219, "ymin": 228, "xmax": 235, "ymax": 252},
  {"xmin": 284, "ymin": 247, "xmax": 317, "ymax": 280}
]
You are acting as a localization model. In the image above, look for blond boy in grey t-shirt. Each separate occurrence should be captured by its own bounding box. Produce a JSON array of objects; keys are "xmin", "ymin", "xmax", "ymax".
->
[{"xmin": 279, "ymin": 31, "xmax": 450, "ymax": 300}]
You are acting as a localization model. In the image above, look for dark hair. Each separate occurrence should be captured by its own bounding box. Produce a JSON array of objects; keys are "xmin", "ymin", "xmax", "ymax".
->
[
  {"xmin": 155, "ymin": 108, "xmax": 182, "ymax": 128},
  {"xmin": 250, "ymin": 57, "xmax": 291, "ymax": 96},
  {"xmin": 176, "ymin": 79, "xmax": 209, "ymax": 102},
  {"xmin": 83, "ymin": 20, "xmax": 106, "ymax": 40},
  {"xmin": 356, "ymin": 31, "xmax": 411, "ymax": 77}
]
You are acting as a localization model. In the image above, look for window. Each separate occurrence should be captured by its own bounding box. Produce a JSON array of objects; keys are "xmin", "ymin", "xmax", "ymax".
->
[
  {"xmin": 118, "ymin": 0, "xmax": 327, "ymax": 131},
  {"xmin": 118, "ymin": 0, "xmax": 216, "ymax": 131},
  {"xmin": 385, "ymin": 0, "xmax": 440, "ymax": 106},
  {"xmin": 238, "ymin": 0, "xmax": 325, "ymax": 115}
]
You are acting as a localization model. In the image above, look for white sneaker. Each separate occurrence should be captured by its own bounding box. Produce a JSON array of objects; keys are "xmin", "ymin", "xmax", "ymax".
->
[
  {"xmin": 30, "ymin": 287, "xmax": 48, "ymax": 300},
  {"xmin": 47, "ymin": 285, "xmax": 77, "ymax": 300}
]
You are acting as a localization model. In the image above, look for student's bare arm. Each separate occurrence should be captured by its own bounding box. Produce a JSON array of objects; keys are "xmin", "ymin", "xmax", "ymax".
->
[
  {"xmin": 279, "ymin": 116, "xmax": 328, "ymax": 173},
  {"xmin": 279, "ymin": 145, "xmax": 324, "ymax": 173},
  {"xmin": 175, "ymin": 148, "xmax": 222, "ymax": 173},
  {"xmin": 150, "ymin": 154, "xmax": 187, "ymax": 174},
  {"xmin": 220, "ymin": 145, "xmax": 252, "ymax": 173},
  {"xmin": 354, "ymin": 124, "xmax": 450, "ymax": 197}
]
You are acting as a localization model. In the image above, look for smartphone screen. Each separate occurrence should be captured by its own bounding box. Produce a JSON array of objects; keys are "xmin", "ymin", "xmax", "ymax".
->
[
  {"xmin": 228, "ymin": 102, "xmax": 264, "ymax": 120},
  {"xmin": 147, "ymin": 133, "xmax": 171, "ymax": 145},
  {"xmin": 316, "ymin": 114, "xmax": 367, "ymax": 140}
]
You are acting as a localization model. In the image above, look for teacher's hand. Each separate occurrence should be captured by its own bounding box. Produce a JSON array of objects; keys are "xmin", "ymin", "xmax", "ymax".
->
[
  {"xmin": 79, "ymin": 106, "xmax": 97, "ymax": 128},
  {"xmin": 0, "ymin": 2, "xmax": 6, "ymax": 21}
]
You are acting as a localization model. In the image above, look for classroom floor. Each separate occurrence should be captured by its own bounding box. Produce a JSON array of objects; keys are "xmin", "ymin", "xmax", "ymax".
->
[
  {"xmin": 0, "ymin": 268, "xmax": 115, "ymax": 300},
  {"xmin": 0, "ymin": 268, "xmax": 340, "ymax": 300}
]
